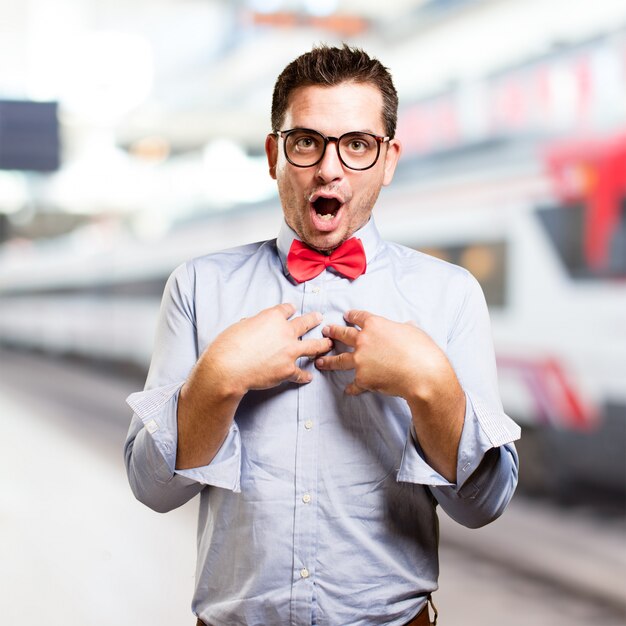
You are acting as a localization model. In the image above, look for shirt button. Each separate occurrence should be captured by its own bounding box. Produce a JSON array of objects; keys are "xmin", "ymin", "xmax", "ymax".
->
[
  {"xmin": 304, "ymin": 420, "xmax": 313, "ymax": 430},
  {"xmin": 302, "ymin": 493, "xmax": 311, "ymax": 504},
  {"xmin": 312, "ymin": 286, "xmax": 321, "ymax": 294},
  {"xmin": 300, "ymin": 568, "xmax": 310, "ymax": 579}
]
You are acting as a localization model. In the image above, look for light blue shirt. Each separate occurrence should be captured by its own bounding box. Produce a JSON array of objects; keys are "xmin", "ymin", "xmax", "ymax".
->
[{"xmin": 124, "ymin": 217, "xmax": 520, "ymax": 626}]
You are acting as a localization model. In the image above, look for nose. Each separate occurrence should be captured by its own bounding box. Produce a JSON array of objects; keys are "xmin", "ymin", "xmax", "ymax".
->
[{"xmin": 315, "ymin": 138, "xmax": 344, "ymax": 182}]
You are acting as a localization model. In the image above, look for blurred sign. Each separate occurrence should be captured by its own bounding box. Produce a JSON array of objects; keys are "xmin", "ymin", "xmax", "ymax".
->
[
  {"xmin": 544, "ymin": 133, "xmax": 626, "ymax": 272},
  {"xmin": 398, "ymin": 32, "xmax": 626, "ymax": 156},
  {"xmin": 0, "ymin": 100, "xmax": 60, "ymax": 172}
]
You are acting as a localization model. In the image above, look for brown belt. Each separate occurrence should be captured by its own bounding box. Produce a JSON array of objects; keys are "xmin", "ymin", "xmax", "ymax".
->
[{"xmin": 404, "ymin": 601, "xmax": 434, "ymax": 626}]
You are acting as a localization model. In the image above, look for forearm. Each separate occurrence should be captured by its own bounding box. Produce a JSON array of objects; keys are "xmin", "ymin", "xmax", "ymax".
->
[
  {"xmin": 402, "ymin": 340, "xmax": 466, "ymax": 483},
  {"xmin": 176, "ymin": 358, "xmax": 244, "ymax": 470},
  {"xmin": 407, "ymin": 377, "xmax": 465, "ymax": 483}
]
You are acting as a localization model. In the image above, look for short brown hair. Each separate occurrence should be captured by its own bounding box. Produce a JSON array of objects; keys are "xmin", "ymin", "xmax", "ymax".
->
[{"xmin": 271, "ymin": 44, "xmax": 398, "ymax": 138}]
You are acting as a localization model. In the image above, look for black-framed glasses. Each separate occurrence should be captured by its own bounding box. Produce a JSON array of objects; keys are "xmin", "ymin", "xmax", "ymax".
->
[{"xmin": 274, "ymin": 128, "xmax": 390, "ymax": 171}]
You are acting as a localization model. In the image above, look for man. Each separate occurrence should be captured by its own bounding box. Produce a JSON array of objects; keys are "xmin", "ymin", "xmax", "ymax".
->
[{"xmin": 125, "ymin": 45, "xmax": 520, "ymax": 626}]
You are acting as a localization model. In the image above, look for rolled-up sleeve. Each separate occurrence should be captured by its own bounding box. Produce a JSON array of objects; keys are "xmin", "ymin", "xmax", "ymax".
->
[
  {"xmin": 397, "ymin": 270, "xmax": 520, "ymax": 528},
  {"xmin": 123, "ymin": 262, "xmax": 242, "ymax": 513}
]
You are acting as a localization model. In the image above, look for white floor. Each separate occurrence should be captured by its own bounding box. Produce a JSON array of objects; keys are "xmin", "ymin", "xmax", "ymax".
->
[{"xmin": 0, "ymin": 387, "xmax": 197, "ymax": 626}]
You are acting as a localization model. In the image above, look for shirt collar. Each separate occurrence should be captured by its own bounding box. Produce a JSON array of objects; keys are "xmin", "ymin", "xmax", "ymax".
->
[{"xmin": 276, "ymin": 216, "xmax": 382, "ymax": 280}]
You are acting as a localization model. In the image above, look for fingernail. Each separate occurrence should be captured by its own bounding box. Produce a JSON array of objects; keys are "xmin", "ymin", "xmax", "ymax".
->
[
  {"xmin": 316, "ymin": 358, "xmax": 324, "ymax": 367},
  {"xmin": 322, "ymin": 326, "xmax": 330, "ymax": 336}
]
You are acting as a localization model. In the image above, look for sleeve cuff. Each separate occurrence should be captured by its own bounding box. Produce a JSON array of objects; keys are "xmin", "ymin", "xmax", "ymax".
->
[
  {"xmin": 126, "ymin": 383, "xmax": 242, "ymax": 492},
  {"xmin": 396, "ymin": 392, "xmax": 521, "ymax": 490},
  {"xmin": 471, "ymin": 393, "xmax": 521, "ymax": 447},
  {"xmin": 455, "ymin": 392, "xmax": 520, "ymax": 489}
]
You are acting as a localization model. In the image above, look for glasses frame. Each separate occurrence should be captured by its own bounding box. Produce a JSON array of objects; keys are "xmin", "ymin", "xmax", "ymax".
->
[{"xmin": 274, "ymin": 128, "xmax": 390, "ymax": 171}]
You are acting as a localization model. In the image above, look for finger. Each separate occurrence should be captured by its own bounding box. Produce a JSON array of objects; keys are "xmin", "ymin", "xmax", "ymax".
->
[
  {"xmin": 315, "ymin": 351, "xmax": 355, "ymax": 371},
  {"xmin": 298, "ymin": 337, "xmax": 333, "ymax": 358},
  {"xmin": 344, "ymin": 309, "xmax": 373, "ymax": 329},
  {"xmin": 275, "ymin": 302, "xmax": 296, "ymax": 319},
  {"xmin": 321, "ymin": 324, "xmax": 359, "ymax": 347},
  {"xmin": 289, "ymin": 311, "xmax": 323, "ymax": 338},
  {"xmin": 345, "ymin": 381, "xmax": 367, "ymax": 396},
  {"xmin": 288, "ymin": 367, "xmax": 313, "ymax": 385}
]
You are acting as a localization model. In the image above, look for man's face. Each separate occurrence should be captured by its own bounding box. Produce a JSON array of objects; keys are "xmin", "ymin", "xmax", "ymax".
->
[{"xmin": 265, "ymin": 82, "xmax": 401, "ymax": 252}]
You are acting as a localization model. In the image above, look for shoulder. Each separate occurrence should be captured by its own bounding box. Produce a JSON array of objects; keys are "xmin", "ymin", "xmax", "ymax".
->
[
  {"xmin": 378, "ymin": 239, "xmax": 483, "ymax": 317},
  {"xmin": 161, "ymin": 239, "xmax": 276, "ymax": 298},
  {"xmin": 379, "ymin": 240, "xmax": 487, "ymax": 337}
]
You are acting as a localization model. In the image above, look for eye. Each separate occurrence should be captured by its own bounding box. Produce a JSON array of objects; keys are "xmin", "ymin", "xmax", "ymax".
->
[
  {"xmin": 291, "ymin": 133, "xmax": 321, "ymax": 152},
  {"xmin": 348, "ymin": 139, "xmax": 367, "ymax": 152},
  {"xmin": 342, "ymin": 134, "xmax": 374, "ymax": 154}
]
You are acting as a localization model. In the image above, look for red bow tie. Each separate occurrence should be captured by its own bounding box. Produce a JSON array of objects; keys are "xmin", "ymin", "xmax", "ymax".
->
[{"xmin": 287, "ymin": 238, "xmax": 367, "ymax": 283}]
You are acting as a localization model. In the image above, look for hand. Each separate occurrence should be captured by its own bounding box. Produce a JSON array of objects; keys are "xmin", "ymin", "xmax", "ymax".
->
[
  {"xmin": 315, "ymin": 309, "xmax": 457, "ymax": 401},
  {"xmin": 177, "ymin": 303, "xmax": 332, "ymax": 470},
  {"xmin": 201, "ymin": 303, "xmax": 332, "ymax": 397},
  {"xmin": 317, "ymin": 309, "xmax": 465, "ymax": 482}
]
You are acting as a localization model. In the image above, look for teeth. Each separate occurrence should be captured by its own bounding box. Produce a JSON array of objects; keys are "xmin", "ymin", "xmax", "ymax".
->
[{"xmin": 317, "ymin": 212, "xmax": 335, "ymax": 220}]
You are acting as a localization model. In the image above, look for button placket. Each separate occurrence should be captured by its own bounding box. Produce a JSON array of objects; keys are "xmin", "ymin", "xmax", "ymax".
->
[{"xmin": 290, "ymin": 277, "xmax": 323, "ymax": 625}]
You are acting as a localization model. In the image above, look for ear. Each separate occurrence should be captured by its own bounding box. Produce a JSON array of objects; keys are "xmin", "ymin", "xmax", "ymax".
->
[
  {"xmin": 265, "ymin": 133, "xmax": 278, "ymax": 180},
  {"xmin": 382, "ymin": 138, "xmax": 402, "ymax": 186}
]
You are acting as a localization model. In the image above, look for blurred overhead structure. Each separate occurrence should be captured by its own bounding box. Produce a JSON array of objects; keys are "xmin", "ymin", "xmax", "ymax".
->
[{"xmin": 0, "ymin": 0, "xmax": 625, "ymax": 228}]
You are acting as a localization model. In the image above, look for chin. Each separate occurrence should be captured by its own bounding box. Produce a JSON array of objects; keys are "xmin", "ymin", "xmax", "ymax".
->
[{"xmin": 306, "ymin": 232, "xmax": 345, "ymax": 252}]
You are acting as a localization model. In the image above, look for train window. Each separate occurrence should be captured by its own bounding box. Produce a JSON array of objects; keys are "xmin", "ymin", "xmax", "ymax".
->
[
  {"xmin": 536, "ymin": 197, "xmax": 626, "ymax": 279},
  {"xmin": 419, "ymin": 241, "xmax": 508, "ymax": 308}
]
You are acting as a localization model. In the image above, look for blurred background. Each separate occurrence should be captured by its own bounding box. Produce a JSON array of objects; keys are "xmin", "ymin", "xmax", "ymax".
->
[{"xmin": 0, "ymin": 0, "xmax": 625, "ymax": 624}]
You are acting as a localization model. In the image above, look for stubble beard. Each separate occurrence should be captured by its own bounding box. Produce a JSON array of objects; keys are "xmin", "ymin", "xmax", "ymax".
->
[{"xmin": 278, "ymin": 179, "xmax": 383, "ymax": 252}]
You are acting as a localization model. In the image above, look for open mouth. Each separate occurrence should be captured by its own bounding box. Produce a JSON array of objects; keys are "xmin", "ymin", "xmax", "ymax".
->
[{"xmin": 312, "ymin": 196, "xmax": 342, "ymax": 221}]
